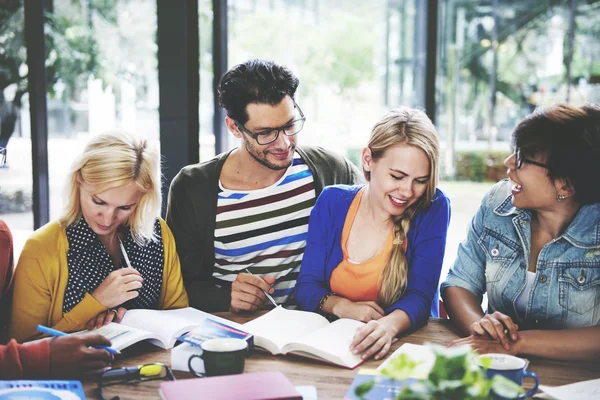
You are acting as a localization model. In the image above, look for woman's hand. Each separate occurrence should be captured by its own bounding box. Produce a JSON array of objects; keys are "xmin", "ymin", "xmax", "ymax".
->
[
  {"xmin": 91, "ymin": 267, "xmax": 143, "ymax": 309},
  {"xmin": 350, "ymin": 319, "xmax": 395, "ymax": 360},
  {"xmin": 86, "ymin": 307, "xmax": 127, "ymax": 330},
  {"xmin": 332, "ymin": 300, "xmax": 385, "ymax": 322},
  {"xmin": 470, "ymin": 311, "xmax": 518, "ymax": 351},
  {"xmin": 449, "ymin": 334, "xmax": 520, "ymax": 356}
]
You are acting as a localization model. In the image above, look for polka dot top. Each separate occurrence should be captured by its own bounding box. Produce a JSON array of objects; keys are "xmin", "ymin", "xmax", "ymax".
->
[{"xmin": 63, "ymin": 218, "xmax": 164, "ymax": 313}]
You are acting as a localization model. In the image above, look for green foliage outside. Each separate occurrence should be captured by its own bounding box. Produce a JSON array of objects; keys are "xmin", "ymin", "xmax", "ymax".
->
[
  {"xmin": 0, "ymin": 1, "xmax": 111, "ymax": 102},
  {"xmin": 228, "ymin": 2, "xmax": 376, "ymax": 98},
  {"xmin": 356, "ymin": 344, "xmax": 524, "ymax": 400},
  {"xmin": 454, "ymin": 151, "xmax": 511, "ymax": 182}
]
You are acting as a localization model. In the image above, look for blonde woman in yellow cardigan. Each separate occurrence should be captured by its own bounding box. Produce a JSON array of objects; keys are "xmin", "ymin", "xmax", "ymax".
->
[{"xmin": 10, "ymin": 132, "xmax": 188, "ymax": 343}]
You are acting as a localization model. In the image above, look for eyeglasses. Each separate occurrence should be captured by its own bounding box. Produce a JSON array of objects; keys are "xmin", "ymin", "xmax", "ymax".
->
[
  {"xmin": 97, "ymin": 363, "xmax": 175, "ymax": 400},
  {"xmin": 0, "ymin": 147, "xmax": 6, "ymax": 167},
  {"xmin": 515, "ymin": 149, "xmax": 548, "ymax": 169},
  {"xmin": 234, "ymin": 102, "xmax": 306, "ymax": 145}
]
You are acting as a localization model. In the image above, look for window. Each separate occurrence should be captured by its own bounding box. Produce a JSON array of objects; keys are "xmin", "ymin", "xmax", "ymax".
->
[
  {"xmin": 0, "ymin": 1, "xmax": 33, "ymax": 259},
  {"xmin": 436, "ymin": 0, "xmax": 600, "ymax": 278},
  {"xmin": 48, "ymin": 0, "xmax": 160, "ymax": 221}
]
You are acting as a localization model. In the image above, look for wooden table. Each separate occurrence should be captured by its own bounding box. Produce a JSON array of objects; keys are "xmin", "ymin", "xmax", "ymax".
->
[{"xmin": 83, "ymin": 314, "xmax": 600, "ymax": 399}]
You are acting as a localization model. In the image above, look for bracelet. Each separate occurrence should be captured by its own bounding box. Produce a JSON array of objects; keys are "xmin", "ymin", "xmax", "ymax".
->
[{"xmin": 317, "ymin": 292, "xmax": 337, "ymax": 315}]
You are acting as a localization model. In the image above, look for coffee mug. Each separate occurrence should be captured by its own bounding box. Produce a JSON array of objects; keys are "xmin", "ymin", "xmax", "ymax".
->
[
  {"xmin": 478, "ymin": 354, "xmax": 539, "ymax": 399},
  {"xmin": 188, "ymin": 338, "xmax": 248, "ymax": 377}
]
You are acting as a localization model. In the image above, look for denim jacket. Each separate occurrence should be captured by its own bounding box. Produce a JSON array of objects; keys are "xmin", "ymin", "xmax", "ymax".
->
[{"xmin": 441, "ymin": 179, "xmax": 600, "ymax": 330}]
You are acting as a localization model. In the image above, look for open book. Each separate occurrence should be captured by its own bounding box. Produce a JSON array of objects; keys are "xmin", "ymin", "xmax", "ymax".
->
[
  {"xmin": 242, "ymin": 306, "xmax": 365, "ymax": 369},
  {"xmin": 84, "ymin": 307, "xmax": 246, "ymax": 351}
]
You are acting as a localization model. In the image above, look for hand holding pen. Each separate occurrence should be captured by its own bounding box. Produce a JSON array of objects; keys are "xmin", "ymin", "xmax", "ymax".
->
[
  {"xmin": 229, "ymin": 269, "xmax": 279, "ymax": 312},
  {"xmin": 37, "ymin": 325, "xmax": 120, "ymax": 355},
  {"xmin": 44, "ymin": 332, "xmax": 115, "ymax": 377}
]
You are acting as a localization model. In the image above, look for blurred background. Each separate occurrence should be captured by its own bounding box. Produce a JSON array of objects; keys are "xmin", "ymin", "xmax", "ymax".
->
[{"xmin": 1, "ymin": 0, "xmax": 599, "ymax": 280}]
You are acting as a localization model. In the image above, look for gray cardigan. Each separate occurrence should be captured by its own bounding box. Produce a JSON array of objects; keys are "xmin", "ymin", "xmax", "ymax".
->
[{"xmin": 166, "ymin": 146, "xmax": 363, "ymax": 312}]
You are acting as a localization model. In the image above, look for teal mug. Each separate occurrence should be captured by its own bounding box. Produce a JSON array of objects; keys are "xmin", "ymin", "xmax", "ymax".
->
[
  {"xmin": 478, "ymin": 354, "xmax": 540, "ymax": 399},
  {"xmin": 188, "ymin": 338, "xmax": 248, "ymax": 377}
]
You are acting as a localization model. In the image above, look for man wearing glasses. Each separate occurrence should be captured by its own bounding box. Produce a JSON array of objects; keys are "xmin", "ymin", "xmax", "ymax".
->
[{"xmin": 167, "ymin": 59, "xmax": 362, "ymax": 313}]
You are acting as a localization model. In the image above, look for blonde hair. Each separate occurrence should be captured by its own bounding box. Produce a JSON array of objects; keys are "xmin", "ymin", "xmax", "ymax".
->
[
  {"xmin": 365, "ymin": 107, "xmax": 440, "ymax": 307},
  {"xmin": 60, "ymin": 131, "xmax": 162, "ymax": 245}
]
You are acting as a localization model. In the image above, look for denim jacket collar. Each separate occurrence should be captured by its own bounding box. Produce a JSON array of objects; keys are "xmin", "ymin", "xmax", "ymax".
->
[{"xmin": 494, "ymin": 192, "xmax": 600, "ymax": 249}]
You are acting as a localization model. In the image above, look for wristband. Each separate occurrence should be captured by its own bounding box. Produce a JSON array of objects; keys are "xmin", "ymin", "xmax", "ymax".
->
[{"xmin": 317, "ymin": 292, "xmax": 337, "ymax": 315}]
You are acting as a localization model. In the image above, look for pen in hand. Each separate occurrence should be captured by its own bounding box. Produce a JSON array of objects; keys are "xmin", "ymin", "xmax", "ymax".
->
[
  {"xmin": 244, "ymin": 268, "xmax": 279, "ymax": 308},
  {"xmin": 36, "ymin": 324, "xmax": 121, "ymax": 355}
]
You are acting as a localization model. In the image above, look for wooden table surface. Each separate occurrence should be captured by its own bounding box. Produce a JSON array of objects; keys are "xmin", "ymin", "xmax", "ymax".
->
[{"xmin": 82, "ymin": 313, "xmax": 600, "ymax": 399}]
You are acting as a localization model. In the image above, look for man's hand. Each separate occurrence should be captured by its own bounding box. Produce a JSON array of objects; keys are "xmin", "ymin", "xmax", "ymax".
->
[
  {"xmin": 86, "ymin": 307, "xmax": 127, "ymax": 330},
  {"xmin": 332, "ymin": 300, "xmax": 385, "ymax": 323},
  {"xmin": 470, "ymin": 311, "xmax": 518, "ymax": 351},
  {"xmin": 49, "ymin": 334, "xmax": 114, "ymax": 377},
  {"xmin": 230, "ymin": 273, "xmax": 276, "ymax": 312}
]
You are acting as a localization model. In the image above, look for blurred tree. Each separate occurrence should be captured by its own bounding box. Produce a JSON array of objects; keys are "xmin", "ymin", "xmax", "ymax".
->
[{"xmin": 0, "ymin": 0, "xmax": 116, "ymax": 149}]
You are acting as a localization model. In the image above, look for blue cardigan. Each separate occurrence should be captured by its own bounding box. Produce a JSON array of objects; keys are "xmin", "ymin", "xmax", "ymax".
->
[{"xmin": 295, "ymin": 184, "xmax": 451, "ymax": 328}]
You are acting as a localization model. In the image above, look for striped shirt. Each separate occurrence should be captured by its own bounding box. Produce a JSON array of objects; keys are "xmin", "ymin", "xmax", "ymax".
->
[{"xmin": 213, "ymin": 153, "xmax": 316, "ymax": 305}]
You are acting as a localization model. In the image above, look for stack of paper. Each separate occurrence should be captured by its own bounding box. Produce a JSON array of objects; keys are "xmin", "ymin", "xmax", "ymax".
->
[{"xmin": 536, "ymin": 379, "xmax": 600, "ymax": 399}]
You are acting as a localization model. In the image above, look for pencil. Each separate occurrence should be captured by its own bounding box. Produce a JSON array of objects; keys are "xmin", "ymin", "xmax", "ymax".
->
[
  {"xmin": 244, "ymin": 269, "xmax": 279, "ymax": 308},
  {"xmin": 36, "ymin": 324, "xmax": 121, "ymax": 355}
]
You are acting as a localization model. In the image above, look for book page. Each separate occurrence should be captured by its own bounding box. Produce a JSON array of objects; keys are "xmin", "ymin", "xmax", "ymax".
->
[
  {"xmin": 119, "ymin": 307, "xmax": 216, "ymax": 348},
  {"xmin": 538, "ymin": 379, "xmax": 600, "ymax": 400},
  {"xmin": 87, "ymin": 323, "xmax": 162, "ymax": 350},
  {"xmin": 243, "ymin": 306, "xmax": 330, "ymax": 353},
  {"xmin": 284, "ymin": 318, "xmax": 364, "ymax": 368}
]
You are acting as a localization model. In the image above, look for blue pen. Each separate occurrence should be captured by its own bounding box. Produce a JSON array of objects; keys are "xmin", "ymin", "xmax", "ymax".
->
[{"xmin": 36, "ymin": 325, "xmax": 121, "ymax": 355}]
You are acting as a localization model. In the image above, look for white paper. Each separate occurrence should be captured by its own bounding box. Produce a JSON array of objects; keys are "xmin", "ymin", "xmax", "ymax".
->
[
  {"xmin": 538, "ymin": 379, "xmax": 600, "ymax": 399},
  {"xmin": 376, "ymin": 343, "xmax": 436, "ymax": 379}
]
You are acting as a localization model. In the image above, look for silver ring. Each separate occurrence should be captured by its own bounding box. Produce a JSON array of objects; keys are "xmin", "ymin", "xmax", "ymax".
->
[{"xmin": 108, "ymin": 309, "xmax": 118, "ymax": 318}]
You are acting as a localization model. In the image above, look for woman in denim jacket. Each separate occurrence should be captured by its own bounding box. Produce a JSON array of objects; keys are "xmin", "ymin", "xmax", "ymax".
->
[{"xmin": 442, "ymin": 104, "xmax": 600, "ymax": 361}]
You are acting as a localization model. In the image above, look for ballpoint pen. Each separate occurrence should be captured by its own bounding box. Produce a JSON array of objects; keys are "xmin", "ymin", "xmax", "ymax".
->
[
  {"xmin": 244, "ymin": 269, "xmax": 279, "ymax": 308},
  {"xmin": 36, "ymin": 325, "xmax": 121, "ymax": 355}
]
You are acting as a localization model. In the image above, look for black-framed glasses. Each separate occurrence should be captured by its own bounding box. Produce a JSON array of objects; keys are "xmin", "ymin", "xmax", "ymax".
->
[
  {"xmin": 515, "ymin": 149, "xmax": 548, "ymax": 169},
  {"xmin": 97, "ymin": 363, "xmax": 175, "ymax": 400},
  {"xmin": 0, "ymin": 147, "xmax": 6, "ymax": 167},
  {"xmin": 234, "ymin": 102, "xmax": 306, "ymax": 145}
]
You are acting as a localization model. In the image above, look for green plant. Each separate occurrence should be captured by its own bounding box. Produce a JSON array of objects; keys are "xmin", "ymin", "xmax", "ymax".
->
[
  {"xmin": 453, "ymin": 151, "xmax": 511, "ymax": 182},
  {"xmin": 356, "ymin": 344, "xmax": 524, "ymax": 400}
]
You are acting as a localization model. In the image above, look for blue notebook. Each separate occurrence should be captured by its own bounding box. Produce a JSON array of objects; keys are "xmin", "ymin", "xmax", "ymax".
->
[{"xmin": 0, "ymin": 380, "xmax": 85, "ymax": 400}]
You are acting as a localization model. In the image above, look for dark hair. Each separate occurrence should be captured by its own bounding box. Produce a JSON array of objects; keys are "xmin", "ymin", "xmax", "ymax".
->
[
  {"xmin": 512, "ymin": 103, "xmax": 600, "ymax": 205},
  {"xmin": 217, "ymin": 59, "xmax": 300, "ymax": 124}
]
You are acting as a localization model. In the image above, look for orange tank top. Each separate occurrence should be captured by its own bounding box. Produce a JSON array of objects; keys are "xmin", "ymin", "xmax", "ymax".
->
[{"xmin": 330, "ymin": 188, "xmax": 396, "ymax": 302}]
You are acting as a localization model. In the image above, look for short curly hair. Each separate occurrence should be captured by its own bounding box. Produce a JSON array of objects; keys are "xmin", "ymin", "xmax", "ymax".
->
[
  {"xmin": 217, "ymin": 59, "xmax": 299, "ymax": 124},
  {"xmin": 512, "ymin": 103, "xmax": 600, "ymax": 205}
]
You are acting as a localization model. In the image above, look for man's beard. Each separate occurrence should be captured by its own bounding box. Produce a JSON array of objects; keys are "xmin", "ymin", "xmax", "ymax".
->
[{"xmin": 246, "ymin": 142, "xmax": 294, "ymax": 171}]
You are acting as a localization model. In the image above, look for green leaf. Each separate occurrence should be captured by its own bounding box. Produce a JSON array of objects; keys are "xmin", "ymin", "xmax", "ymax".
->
[
  {"xmin": 490, "ymin": 375, "xmax": 525, "ymax": 399},
  {"xmin": 354, "ymin": 380, "xmax": 375, "ymax": 399}
]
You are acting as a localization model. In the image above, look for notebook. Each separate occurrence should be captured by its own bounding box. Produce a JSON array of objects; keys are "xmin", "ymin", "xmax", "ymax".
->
[
  {"xmin": 242, "ymin": 306, "xmax": 365, "ymax": 369},
  {"xmin": 158, "ymin": 371, "xmax": 302, "ymax": 400}
]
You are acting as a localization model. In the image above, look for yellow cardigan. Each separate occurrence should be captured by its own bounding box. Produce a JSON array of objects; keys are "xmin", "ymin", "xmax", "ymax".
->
[{"xmin": 10, "ymin": 218, "xmax": 189, "ymax": 342}]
